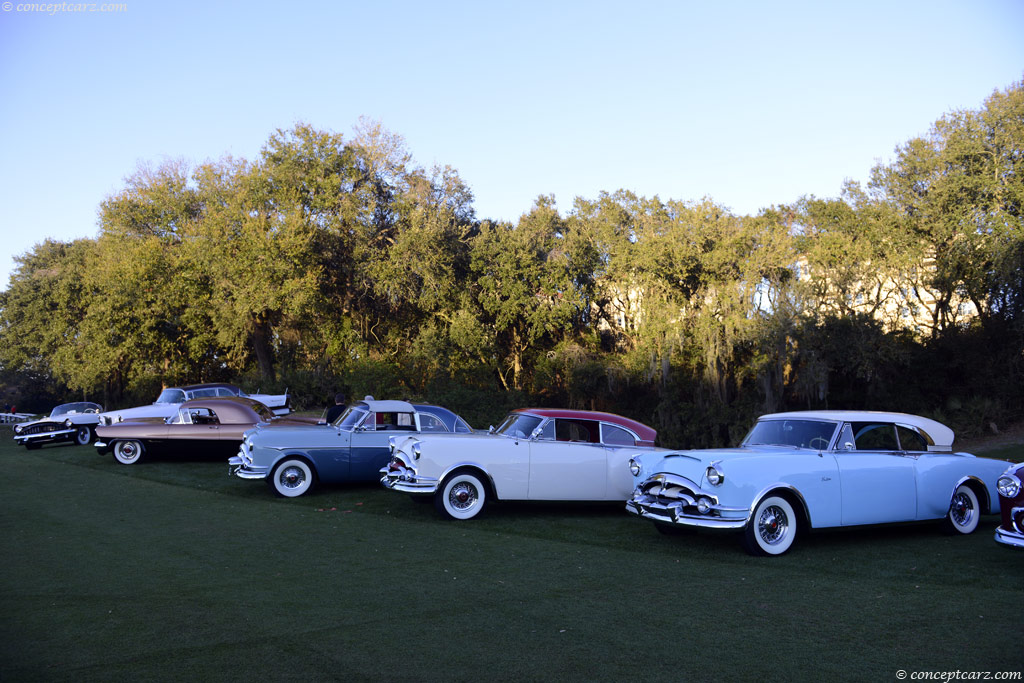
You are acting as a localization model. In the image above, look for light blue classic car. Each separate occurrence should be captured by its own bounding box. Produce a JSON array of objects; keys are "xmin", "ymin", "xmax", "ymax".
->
[
  {"xmin": 229, "ymin": 398, "xmax": 473, "ymax": 497},
  {"xmin": 626, "ymin": 410, "xmax": 1011, "ymax": 556}
]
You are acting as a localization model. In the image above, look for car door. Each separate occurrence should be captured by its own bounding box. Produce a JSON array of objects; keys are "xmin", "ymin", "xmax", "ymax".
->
[
  {"xmin": 167, "ymin": 407, "xmax": 223, "ymax": 451},
  {"xmin": 528, "ymin": 419, "xmax": 607, "ymax": 500},
  {"xmin": 348, "ymin": 421, "xmax": 395, "ymax": 481},
  {"xmin": 834, "ymin": 422, "xmax": 917, "ymax": 525}
]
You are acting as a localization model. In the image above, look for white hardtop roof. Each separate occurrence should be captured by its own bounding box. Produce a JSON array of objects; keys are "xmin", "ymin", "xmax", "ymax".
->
[
  {"xmin": 759, "ymin": 410, "xmax": 955, "ymax": 448},
  {"xmin": 358, "ymin": 399, "xmax": 416, "ymax": 413}
]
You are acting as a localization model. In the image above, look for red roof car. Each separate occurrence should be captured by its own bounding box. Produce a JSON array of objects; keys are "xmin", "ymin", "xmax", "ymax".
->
[{"xmin": 382, "ymin": 408, "xmax": 660, "ymax": 520}]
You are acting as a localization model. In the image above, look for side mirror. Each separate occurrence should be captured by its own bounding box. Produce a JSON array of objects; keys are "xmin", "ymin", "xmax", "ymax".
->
[
  {"xmin": 529, "ymin": 427, "xmax": 543, "ymax": 441},
  {"xmin": 843, "ymin": 442, "xmax": 855, "ymax": 451}
]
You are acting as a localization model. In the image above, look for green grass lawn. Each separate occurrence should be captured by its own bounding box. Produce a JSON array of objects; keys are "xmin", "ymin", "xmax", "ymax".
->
[{"xmin": 1, "ymin": 436, "xmax": 1022, "ymax": 682}]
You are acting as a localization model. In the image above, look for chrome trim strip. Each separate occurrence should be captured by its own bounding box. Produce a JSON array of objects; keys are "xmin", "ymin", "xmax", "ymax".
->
[{"xmin": 14, "ymin": 427, "xmax": 76, "ymax": 442}]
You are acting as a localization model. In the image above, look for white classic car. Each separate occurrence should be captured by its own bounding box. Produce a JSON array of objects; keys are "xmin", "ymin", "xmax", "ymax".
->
[
  {"xmin": 98, "ymin": 382, "xmax": 290, "ymax": 425},
  {"xmin": 381, "ymin": 408, "xmax": 659, "ymax": 520},
  {"xmin": 230, "ymin": 398, "xmax": 473, "ymax": 497},
  {"xmin": 626, "ymin": 410, "xmax": 1011, "ymax": 556},
  {"xmin": 13, "ymin": 401, "xmax": 103, "ymax": 449}
]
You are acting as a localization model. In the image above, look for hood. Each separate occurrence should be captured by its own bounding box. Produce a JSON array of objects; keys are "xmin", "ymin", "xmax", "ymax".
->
[{"xmin": 641, "ymin": 446, "xmax": 790, "ymax": 481}]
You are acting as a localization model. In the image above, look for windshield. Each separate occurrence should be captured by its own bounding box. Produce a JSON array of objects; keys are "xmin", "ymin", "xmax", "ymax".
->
[
  {"xmin": 253, "ymin": 403, "xmax": 276, "ymax": 421},
  {"xmin": 50, "ymin": 402, "xmax": 100, "ymax": 417},
  {"xmin": 741, "ymin": 419, "xmax": 837, "ymax": 450},
  {"xmin": 155, "ymin": 389, "xmax": 186, "ymax": 404},
  {"xmin": 494, "ymin": 413, "xmax": 544, "ymax": 438},
  {"xmin": 335, "ymin": 406, "xmax": 368, "ymax": 430}
]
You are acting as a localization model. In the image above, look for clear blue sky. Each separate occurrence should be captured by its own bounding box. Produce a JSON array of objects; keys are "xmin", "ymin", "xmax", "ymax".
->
[{"xmin": 1, "ymin": 0, "xmax": 1022, "ymax": 289}]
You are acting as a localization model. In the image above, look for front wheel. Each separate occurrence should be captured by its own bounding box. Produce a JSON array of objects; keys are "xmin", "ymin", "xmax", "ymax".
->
[
  {"xmin": 942, "ymin": 484, "xmax": 980, "ymax": 534},
  {"xmin": 113, "ymin": 440, "xmax": 144, "ymax": 465},
  {"xmin": 742, "ymin": 495, "xmax": 797, "ymax": 556},
  {"xmin": 435, "ymin": 471, "xmax": 487, "ymax": 520},
  {"xmin": 74, "ymin": 426, "xmax": 92, "ymax": 446},
  {"xmin": 271, "ymin": 458, "xmax": 315, "ymax": 497}
]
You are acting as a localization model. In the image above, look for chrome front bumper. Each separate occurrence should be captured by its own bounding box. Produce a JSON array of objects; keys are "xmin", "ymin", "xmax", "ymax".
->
[
  {"xmin": 14, "ymin": 427, "xmax": 75, "ymax": 445},
  {"xmin": 626, "ymin": 495, "xmax": 750, "ymax": 529},
  {"xmin": 626, "ymin": 472, "xmax": 750, "ymax": 530},
  {"xmin": 228, "ymin": 450, "xmax": 270, "ymax": 480},
  {"xmin": 379, "ymin": 464, "xmax": 439, "ymax": 494},
  {"xmin": 995, "ymin": 506, "xmax": 1024, "ymax": 548}
]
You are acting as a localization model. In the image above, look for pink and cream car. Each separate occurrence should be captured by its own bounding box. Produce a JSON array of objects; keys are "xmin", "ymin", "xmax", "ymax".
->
[{"xmin": 381, "ymin": 408, "xmax": 659, "ymax": 520}]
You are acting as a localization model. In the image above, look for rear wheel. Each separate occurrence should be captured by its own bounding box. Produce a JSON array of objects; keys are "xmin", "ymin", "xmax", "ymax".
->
[
  {"xmin": 742, "ymin": 495, "xmax": 797, "ymax": 556},
  {"xmin": 942, "ymin": 484, "xmax": 980, "ymax": 534},
  {"xmin": 113, "ymin": 440, "xmax": 144, "ymax": 465},
  {"xmin": 271, "ymin": 458, "xmax": 315, "ymax": 497},
  {"xmin": 435, "ymin": 471, "xmax": 487, "ymax": 520}
]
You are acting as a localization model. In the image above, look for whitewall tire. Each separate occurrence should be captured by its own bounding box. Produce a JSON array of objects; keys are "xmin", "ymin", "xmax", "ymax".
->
[
  {"xmin": 113, "ymin": 440, "xmax": 144, "ymax": 465},
  {"xmin": 943, "ymin": 484, "xmax": 980, "ymax": 535},
  {"xmin": 743, "ymin": 495, "xmax": 797, "ymax": 556},
  {"xmin": 271, "ymin": 458, "xmax": 315, "ymax": 498},
  {"xmin": 74, "ymin": 426, "xmax": 92, "ymax": 446},
  {"xmin": 435, "ymin": 471, "xmax": 487, "ymax": 520}
]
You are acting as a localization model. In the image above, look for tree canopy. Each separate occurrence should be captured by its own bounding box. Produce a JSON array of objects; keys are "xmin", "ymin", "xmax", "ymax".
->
[{"xmin": 2, "ymin": 84, "xmax": 1022, "ymax": 446}]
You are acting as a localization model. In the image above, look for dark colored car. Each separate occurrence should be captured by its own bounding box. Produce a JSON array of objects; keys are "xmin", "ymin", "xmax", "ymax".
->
[{"xmin": 13, "ymin": 402, "xmax": 103, "ymax": 449}]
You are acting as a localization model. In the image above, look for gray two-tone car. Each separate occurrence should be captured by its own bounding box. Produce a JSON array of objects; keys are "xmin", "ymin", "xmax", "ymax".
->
[{"xmin": 230, "ymin": 397, "xmax": 473, "ymax": 497}]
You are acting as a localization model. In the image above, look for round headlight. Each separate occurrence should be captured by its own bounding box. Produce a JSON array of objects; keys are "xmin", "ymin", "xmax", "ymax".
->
[
  {"xmin": 64, "ymin": 419, "xmax": 73, "ymax": 428},
  {"xmin": 705, "ymin": 464, "xmax": 724, "ymax": 486},
  {"xmin": 997, "ymin": 474, "xmax": 1021, "ymax": 499},
  {"xmin": 14, "ymin": 424, "xmax": 22, "ymax": 434},
  {"xmin": 629, "ymin": 458, "xmax": 641, "ymax": 477}
]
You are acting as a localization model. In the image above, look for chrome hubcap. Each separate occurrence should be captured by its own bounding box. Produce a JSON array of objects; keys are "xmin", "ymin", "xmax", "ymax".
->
[
  {"xmin": 951, "ymin": 493, "xmax": 973, "ymax": 526},
  {"xmin": 758, "ymin": 505, "xmax": 788, "ymax": 544},
  {"xmin": 449, "ymin": 482, "xmax": 477, "ymax": 510},
  {"xmin": 281, "ymin": 467, "xmax": 305, "ymax": 489}
]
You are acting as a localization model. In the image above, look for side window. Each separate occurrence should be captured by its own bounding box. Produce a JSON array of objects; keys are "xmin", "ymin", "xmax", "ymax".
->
[
  {"xmin": 418, "ymin": 414, "xmax": 449, "ymax": 432},
  {"xmin": 454, "ymin": 417, "xmax": 473, "ymax": 434},
  {"xmin": 602, "ymin": 423, "xmax": 637, "ymax": 446},
  {"xmin": 190, "ymin": 408, "xmax": 219, "ymax": 425},
  {"xmin": 851, "ymin": 423, "xmax": 899, "ymax": 451},
  {"xmin": 216, "ymin": 388, "xmax": 235, "ymax": 397},
  {"xmin": 372, "ymin": 412, "xmax": 417, "ymax": 431},
  {"xmin": 896, "ymin": 426, "xmax": 928, "ymax": 452},
  {"xmin": 555, "ymin": 419, "xmax": 600, "ymax": 443}
]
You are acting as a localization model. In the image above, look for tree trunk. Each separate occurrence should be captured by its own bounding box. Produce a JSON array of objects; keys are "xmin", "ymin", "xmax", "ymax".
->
[{"xmin": 250, "ymin": 317, "xmax": 276, "ymax": 382}]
